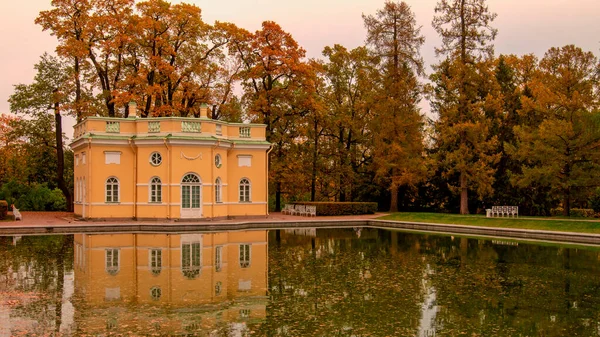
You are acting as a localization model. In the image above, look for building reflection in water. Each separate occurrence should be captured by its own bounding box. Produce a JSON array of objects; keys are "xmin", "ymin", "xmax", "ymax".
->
[{"xmin": 73, "ymin": 230, "xmax": 268, "ymax": 335}]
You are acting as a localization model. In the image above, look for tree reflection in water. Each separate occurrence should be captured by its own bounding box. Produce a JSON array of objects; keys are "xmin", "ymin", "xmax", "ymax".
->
[{"xmin": 2, "ymin": 229, "xmax": 600, "ymax": 336}]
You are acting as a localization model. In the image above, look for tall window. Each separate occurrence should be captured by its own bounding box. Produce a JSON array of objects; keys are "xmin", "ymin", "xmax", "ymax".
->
[
  {"xmin": 150, "ymin": 177, "xmax": 162, "ymax": 203},
  {"xmin": 75, "ymin": 178, "xmax": 79, "ymax": 202},
  {"xmin": 239, "ymin": 244, "xmax": 251, "ymax": 268},
  {"xmin": 215, "ymin": 178, "xmax": 222, "ymax": 203},
  {"xmin": 150, "ymin": 249, "xmax": 162, "ymax": 275},
  {"xmin": 106, "ymin": 248, "xmax": 119, "ymax": 275},
  {"xmin": 182, "ymin": 241, "xmax": 201, "ymax": 278},
  {"xmin": 106, "ymin": 177, "xmax": 119, "ymax": 203},
  {"xmin": 239, "ymin": 178, "xmax": 251, "ymax": 202},
  {"xmin": 181, "ymin": 174, "xmax": 201, "ymax": 209},
  {"xmin": 215, "ymin": 246, "xmax": 223, "ymax": 272}
]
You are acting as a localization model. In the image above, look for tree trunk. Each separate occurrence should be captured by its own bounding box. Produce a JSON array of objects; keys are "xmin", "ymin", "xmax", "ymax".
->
[
  {"xmin": 460, "ymin": 170, "xmax": 469, "ymax": 214},
  {"xmin": 275, "ymin": 181, "xmax": 281, "ymax": 212},
  {"xmin": 389, "ymin": 183, "xmax": 398, "ymax": 213},
  {"xmin": 311, "ymin": 118, "xmax": 318, "ymax": 201},
  {"xmin": 53, "ymin": 96, "xmax": 73, "ymax": 212},
  {"xmin": 563, "ymin": 190, "xmax": 571, "ymax": 216}
]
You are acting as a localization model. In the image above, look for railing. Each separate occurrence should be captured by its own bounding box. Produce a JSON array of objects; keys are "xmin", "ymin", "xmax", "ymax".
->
[
  {"xmin": 239, "ymin": 127, "xmax": 251, "ymax": 138},
  {"xmin": 106, "ymin": 121, "xmax": 120, "ymax": 133},
  {"xmin": 148, "ymin": 121, "xmax": 160, "ymax": 133},
  {"xmin": 182, "ymin": 121, "xmax": 201, "ymax": 133}
]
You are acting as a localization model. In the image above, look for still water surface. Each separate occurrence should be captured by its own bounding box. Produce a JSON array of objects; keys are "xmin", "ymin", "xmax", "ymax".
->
[{"xmin": 1, "ymin": 228, "xmax": 600, "ymax": 336}]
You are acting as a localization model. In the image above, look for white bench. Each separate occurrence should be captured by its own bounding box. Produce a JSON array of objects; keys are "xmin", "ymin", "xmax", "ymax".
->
[
  {"xmin": 12, "ymin": 206, "xmax": 22, "ymax": 221},
  {"xmin": 488, "ymin": 206, "xmax": 518, "ymax": 218},
  {"xmin": 283, "ymin": 204, "xmax": 317, "ymax": 217},
  {"xmin": 281, "ymin": 204, "xmax": 295, "ymax": 215}
]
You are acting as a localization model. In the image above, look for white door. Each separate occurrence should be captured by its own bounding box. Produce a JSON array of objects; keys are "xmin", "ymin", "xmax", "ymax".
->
[{"xmin": 180, "ymin": 173, "xmax": 202, "ymax": 218}]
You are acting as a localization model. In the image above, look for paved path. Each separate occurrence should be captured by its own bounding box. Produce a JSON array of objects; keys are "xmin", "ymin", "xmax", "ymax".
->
[{"xmin": 1, "ymin": 211, "xmax": 386, "ymax": 228}]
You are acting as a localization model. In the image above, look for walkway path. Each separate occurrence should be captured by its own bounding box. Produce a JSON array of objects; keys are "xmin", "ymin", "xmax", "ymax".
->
[{"xmin": 0, "ymin": 211, "xmax": 385, "ymax": 229}]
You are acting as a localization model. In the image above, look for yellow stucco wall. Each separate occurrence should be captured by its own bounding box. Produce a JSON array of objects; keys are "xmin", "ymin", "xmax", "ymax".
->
[
  {"xmin": 71, "ymin": 114, "xmax": 271, "ymax": 219},
  {"xmin": 73, "ymin": 231, "xmax": 268, "ymax": 333}
]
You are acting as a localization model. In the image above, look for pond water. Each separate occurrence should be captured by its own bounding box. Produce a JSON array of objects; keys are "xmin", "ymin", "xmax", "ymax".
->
[{"xmin": 1, "ymin": 227, "xmax": 600, "ymax": 336}]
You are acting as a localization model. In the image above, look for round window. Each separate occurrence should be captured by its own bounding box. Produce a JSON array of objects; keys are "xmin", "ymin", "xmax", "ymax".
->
[
  {"xmin": 151, "ymin": 286, "xmax": 162, "ymax": 300},
  {"xmin": 150, "ymin": 152, "xmax": 162, "ymax": 166},
  {"xmin": 215, "ymin": 154, "xmax": 222, "ymax": 168}
]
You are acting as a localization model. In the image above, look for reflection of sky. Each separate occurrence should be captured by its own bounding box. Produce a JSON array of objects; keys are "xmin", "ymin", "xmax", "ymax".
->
[
  {"xmin": 1, "ymin": 0, "xmax": 598, "ymax": 134},
  {"xmin": 418, "ymin": 263, "xmax": 438, "ymax": 337},
  {"xmin": 60, "ymin": 272, "xmax": 75, "ymax": 335}
]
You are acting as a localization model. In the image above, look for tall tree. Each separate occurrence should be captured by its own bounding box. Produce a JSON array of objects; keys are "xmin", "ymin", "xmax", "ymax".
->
[
  {"xmin": 36, "ymin": 0, "xmax": 95, "ymax": 121},
  {"xmin": 230, "ymin": 21, "xmax": 313, "ymax": 211},
  {"xmin": 431, "ymin": 0, "xmax": 499, "ymax": 214},
  {"xmin": 8, "ymin": 54, "xmax": 74, "ymax": 211},
  {"xmin": 508, "ymin": 45, "xmax": 600, "ymax": 216},
  {"xmin": 363, "ymin": 1, "xmax": 427, "ymax": 212},
  {"xmin": 320, "ymin": 45, "xmax": 377, "ymax": 202}
]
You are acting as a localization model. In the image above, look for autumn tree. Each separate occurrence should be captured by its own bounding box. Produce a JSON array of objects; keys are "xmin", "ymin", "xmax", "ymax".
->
[
  {"xmin": 318, "ymin": 45, "xmax": 377, "ymax": 202},
  {"xmin": 508, "ymin": 45, "xmax": 600, "ymax": 216},
  {"xmin": 431, "ymin": 0, "xmax": 500, "ymax": 214},
  {"xmin": 363, "ymin": 1, "xmax": 427, "ymax": 212},
  {"xmin": 230, "ymin": 21, "xmax": 314, "ymax": 210}
]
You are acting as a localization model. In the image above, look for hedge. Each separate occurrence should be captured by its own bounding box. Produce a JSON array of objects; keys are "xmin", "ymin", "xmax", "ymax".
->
[
  {"xmin": 0, "ymin": 200, "xmax": 7, "ymax": 220},
  {"xmin": 550, "ymin": 207, "xmax": 596, "ymax": 218},
  {"xmin": 292, "ymin": 202, "xmax": 378, "ymax": 216}
]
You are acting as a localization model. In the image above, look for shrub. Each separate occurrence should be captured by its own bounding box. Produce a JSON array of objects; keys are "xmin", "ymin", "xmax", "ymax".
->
[
  {"xmin": 293, "ymin": 202, "xmax": 378, "ymax": 216},
  {"xmin": 551, "ymin": 207, "xmax": 595, "ymax": 218},
  {"xmin": 0, "ymin": 200, "xmax": 7, "ymax": 220},
  {"xmin": 0, "ymin": 181, "xmax": 67, "ymax": 211}
]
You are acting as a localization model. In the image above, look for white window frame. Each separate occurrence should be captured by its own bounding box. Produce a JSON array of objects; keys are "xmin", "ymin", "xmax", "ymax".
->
[
  {"xmin": 149, "ymin": 177, "xmax": 162, "ymax": 203},
  {"xmin": 75, "ymin": 178, "xmax": 79, "ymax": 203},
  {"xmin": 105, "ymin": 177, "xmax": 120, "ymax": 203},
  {"xmin": 150, "ymin": 286, "xmax": 161, "ymax": 300},
  {"xmin": 150, "ymin": 249, "xmax": 162, "ymax": 275},
  {"xmin": 215, "ymin": 177, "xmax": 222, "ymax": 203},
  {"xmin": 181, "ymin": 240, "xmax": 201, "ymax": 279},
  {"xmin": 239, "ymin": 178, "xmax": 251, "ymax": 203},
  {"xmin": 105, "ymin": 248, "xmax": 120, "ymax": 275},
  {"xmin": 239, "ymin": 244, "xmax": 251, "ymax": 268},
  {"xmin": 215, "ymin": 245, "xmax": 223, "ymax": 272},
  {"xmin": 149, "ymin": 151, "xmax": 162, "ymax": 166},
  {"xmin": 75, "ymin": 154, "xmax": 79, "ymax": 166}
]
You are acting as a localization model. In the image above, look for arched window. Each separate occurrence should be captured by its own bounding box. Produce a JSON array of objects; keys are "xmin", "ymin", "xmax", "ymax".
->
[
  {"xmin": 182, "ymin": 241, "xmax": 201, "ymax": 279},
  {"xmin": 150, "ymin": 177, "xmax": 162, "ymax": 203},
  {"xmin": 106, "ymin": 177, "xmax": 119, "ymax": 203},
  {"xmin": 181, "ymin": 174, "xmax": 201, "ymax": 209},
  {"xmin": 215, "ymin": 178, "xmax": 222, "ymax": 203},
  {"xmin": 239, "ymin": 178, "xmax": 251, "ymax": 202}
]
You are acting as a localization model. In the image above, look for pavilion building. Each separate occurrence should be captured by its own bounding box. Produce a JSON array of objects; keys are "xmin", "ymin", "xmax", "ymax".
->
[{"xmin": 70, "ymin": 103, "xmax": 271, "ymax": 220}]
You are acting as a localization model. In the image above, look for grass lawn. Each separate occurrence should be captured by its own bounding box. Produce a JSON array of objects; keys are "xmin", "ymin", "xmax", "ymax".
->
[{"xmin": 378, "ymin": 212, "xmax": 600, "ymax": 234}]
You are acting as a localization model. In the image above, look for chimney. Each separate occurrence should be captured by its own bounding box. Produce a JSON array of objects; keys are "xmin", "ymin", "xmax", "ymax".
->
[
  {"xmin": 200, "ymin": 103, "xmax": 208, "ymax": 119},
  {"xmin": 128, "ymin": 101, "xmax": 137, "ymax": 118}
]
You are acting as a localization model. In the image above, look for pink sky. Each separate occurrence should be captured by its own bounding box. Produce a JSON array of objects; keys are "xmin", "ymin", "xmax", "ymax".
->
[{"xmin": 1, "ymin": 0, "xmax": 599, "ymax": 135}]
